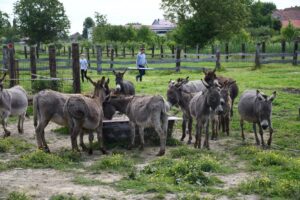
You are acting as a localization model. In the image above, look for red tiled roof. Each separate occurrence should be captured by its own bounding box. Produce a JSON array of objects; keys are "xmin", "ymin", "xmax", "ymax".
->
[{"xmin": 272, "ymin": 7, "xmax": 300, "ymax": 21}]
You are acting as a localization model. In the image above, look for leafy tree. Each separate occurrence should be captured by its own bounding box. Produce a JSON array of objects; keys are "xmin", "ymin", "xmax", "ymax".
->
[
  {"xmin": 136, "ymin": 26, "xmax": 155, "ymax": 43},
  {"xmin": 14, "ymin": 0, "xmax": 70, "ymax": 47},
  {"xmin": 281, "ymin": 21, "xmax": 298, "ymax": 43},
  {"xmin": 161, "ymin": 0, "xmax": 251, "ymax": 47},
  {"xmin": 82, "ymin": 17, "xmax": 95, "ymax": 39},
  {"xmin": 94, "ymin": 12, "xmax": 107, "ymax": 26},
  {"xmin": 0, "ymin": 10, "xmax": 10, "ymax": 31}
]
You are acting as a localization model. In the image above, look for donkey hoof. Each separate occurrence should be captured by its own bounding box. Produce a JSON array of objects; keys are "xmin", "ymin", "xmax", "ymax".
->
[
  {"xmin": 88, "ymin": 149, "xmax": 93, "ymax": 155},
  {"xmin": 127, "ymin": 144, "xmax": 133, "ymax": 150},
  {"xmin": 44, "ymin": 147, "xmax": 51, "ymax": 153},
  {"xmin": 139, "ymin": 145, "xmax": 144, "ymax": 151},
  {"xmin": 187, "ymin": 140, "xmax": 192, "ymax": 145},
  {"xmin": 3, "ymin": 131, "xmax": 11, "ymax": 138},
  {"xmin": 101, "ymin": 149, "xmax": 108, "ymax": 155},
  {"xmin": 156, "ymin": 150, "xmax": 165, "ymax": 156}
]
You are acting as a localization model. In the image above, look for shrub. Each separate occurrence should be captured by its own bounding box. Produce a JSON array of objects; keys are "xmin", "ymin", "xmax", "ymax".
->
[
  {"xmin": 32, "ymin": 79, "xmax": 63, "ymax": 93},
  {"xmin": 0, "ymin": 137, "xmax": 33, "ymax": 153},
  {"xmin": 7, "ymin": 191, "xmax": 31, "ymax": 200},
  {"xmin": 253, "ymin": 151, "xmax": 288, "ymax": 167}
]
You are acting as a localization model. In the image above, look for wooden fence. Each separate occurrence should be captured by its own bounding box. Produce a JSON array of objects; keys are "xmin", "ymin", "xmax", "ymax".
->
[{"xmin": 1, "ymin": 42, "xmax": 299, "ymax": 93}]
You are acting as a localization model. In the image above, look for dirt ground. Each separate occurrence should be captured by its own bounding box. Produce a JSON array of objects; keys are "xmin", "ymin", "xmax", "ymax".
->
[{"xmin": 0, "ymin": 118, "xmax": 259, "ymax": 200}]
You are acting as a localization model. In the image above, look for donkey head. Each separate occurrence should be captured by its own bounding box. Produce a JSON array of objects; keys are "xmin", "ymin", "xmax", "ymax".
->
[
  {"xmin": 256, "ymin": 90, "xmax": 277, "ymax": 130},
  {"xmin": 0, "ymin": 73, "xmax": 7, "ymax": 91},
  {"xmin": 113, "ymin": 68, "xmax": 127, "ymax": 92},
  {"xmin": 86, "ymin": 76, "xmax": 109, "ymax": 102},
  {"xmin": 203, "ymin": 68, "xmax": 219, "ymax": 86},
  {"xmin": 202, "ymin": 79, "xmax": 223, "ymax": 114},
  {"xmin": 219, "ymin": 80, "xmax": 235, "ymax": 114},
  {"xmin": 166, "ymin": 80, "xmax": 185, "ymax": 106}
]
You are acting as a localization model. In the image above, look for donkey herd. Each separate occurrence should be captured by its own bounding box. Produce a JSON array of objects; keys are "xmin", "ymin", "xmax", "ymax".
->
[{"xmin": 0, "ymin": 68, "xmax": 277, "ymax": 156}]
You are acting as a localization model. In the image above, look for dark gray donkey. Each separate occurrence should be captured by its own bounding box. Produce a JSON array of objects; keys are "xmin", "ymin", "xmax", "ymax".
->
[
  {"xmin": 105, "ymin": 94, "xmax": 169, "ymax": 156},
  {"xmin": 64, "ymin": 76, "xmax": 109, "ymax": 154},
  {"xmin": 189, "ymin": 81, "xmax": 223, "ymax": 149},
  {"xmin": 238, "ymin": 90, "xmax": 276, "ymax": 147},
  {"xmin": 167, "ymin": 77, "xmax": 206, "ymax": 143},
  {"xmin": 113, "ymin": 68, "xmax": 135, "ymax": 95},
  {"xmin": 0, "ymin": 73, "xmax": 28, "ymax": 137}
]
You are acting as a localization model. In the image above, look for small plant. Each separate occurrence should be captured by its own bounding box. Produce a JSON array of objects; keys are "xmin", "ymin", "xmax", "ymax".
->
[
  {"xmin": 32, "ymin": 79, "xmax": 63, "ymax": 93},
  {"xmin": 0, "ymin": 137, "xmax": 33, "ymax": 153},
  {"xmin": 73, "ymin": 176, "xmax": 104, "ymax": 186},
  {"xmin": 7, "ymin": 191, "xmax": 31, "ymax": 200},
  {"xmin": 89, "ymin": 154, "xmax": 135, "ymax": 173},
  {"xmin": 253, "ymin": 151, "xmax": 288, "ymax": 167},
  {"xmin": 53, "ymin": 127, "xmax": 69, "ymax": 135}
]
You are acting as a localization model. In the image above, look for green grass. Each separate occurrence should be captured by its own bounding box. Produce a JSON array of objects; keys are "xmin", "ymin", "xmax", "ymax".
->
[
  {"xmin": 49, "ymin": 194, "xmax": 90, "ymax": 200},
  {"xmin": 7, "ymin": 191, "xmax": 32, "ymax": 200},
  {"xmin": 0, "ymin": 137, "xmax": 33, "ymax": 153}
]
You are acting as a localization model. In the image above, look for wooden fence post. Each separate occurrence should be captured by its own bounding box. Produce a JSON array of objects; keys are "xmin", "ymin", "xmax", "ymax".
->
[
  {"xmin": 262, "ymin": 41, "xmax": 266, "ymax": 59},
  {"xmin": 30, "ymin": 46, "xmax": 37, "ymax": 80},
  {"xmin": 68, "ymin": 46, "xmax": 71, "ymax": 60},
  {"xmin": 72, "ymin": 43, "xmax": 81, "ymax": 93},
  {"xmin": 225, "ymin": 43, "xmax": 229, "ymax": 62},
  {"xmin": 63, "ymin": 46, "xmax": 66, "ymax": 56},
  {"xmin": 176, "ymin": 47, "xmax": 181, "ymax": 72},
  {"xmin": 242, "ymin": 43, "xmax": 245, "ymax": 59},
  {"xmin": 211, "ymin": 45, "xmax": 215, "ymax": 55},
  {"xmin": 255, "ymin": 43, "xmax": 261, "ymax": 69},
  {"xmin": 215, "ymin": 48, "xmax": 221, "ymax": 69},
  {"xmin": 196, "ymin": 44, "xmax": 200, "ymax": 59},
  {"xmin": 184, "ymin": 45, "xmax": 187, "ymax": 59},
  {"xmin": 24, "ymin": 46, "xmax": 27, "ymax": 59},
  {"xmin": 293, "ymin": 41, "xmax": 298, "ymax": 66},
  {"xmin": 131, "ymin": 47, "xmax": 134, "ymax": 57},
  {"xmin": 115, "ymin": 46, "xmax": 118, "ymax": 57},
  {"xmin": 281, "ymin": 40, "xmax": 286, "ymax": 60},
  {"xmin": 171, "ymin": 45, "xmax": 175, "ymax": 58},
  {"xmin": 8, "ymin": 48, "xmax": 16, "ymax": 87},
  {"xmin": 106, "ymin": 45, "xmax": 109, "ymax": 57},
  {"xmin": 36, "ymin": 46, "xmax": 39, "ymax": 59},
  {"xmin": 81, "ymin": 46, "xmax": 83, "ymax": 54},
  {"xmin": 15, "ymin": 59, "xmax": 19, "ymax": 85},
  {"xmin": 152, "ymin": 45, "xmax": 155, "ymax": 58},
  {"xmin": 49, "ymin": 45, "xmax": 57, "ymax": 78},
  {"xmin": 110, "ymin": 48, "xmax": 114, "ymax": 68},
  {"xmin": 123, "ymin": 46, "xmax": 126, "ymax": 58},
  {"xmin": 97, "ymin": 45, "xmax": 102, "ymax": 73},
  {"xmin": 92, "ymin": 46, "xmax": 95, "ymax": 58},
  {"xmin": 2, "ymin": 46, "xmax": 8, "ymax": 70},
  {"xmin": 160, "ymin": 45, "xmax": 164, "ymax": 58}
]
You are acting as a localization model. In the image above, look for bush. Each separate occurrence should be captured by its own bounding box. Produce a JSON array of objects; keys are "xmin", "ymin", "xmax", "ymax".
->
[
  {"xmin": 0, "ymin": 137, "xmax": 33, "ymax": 153},
  {"xmin": 32, "ymin": 79, "xmax": 63, "ymax": 93},
  {"xmin": 7, "ymin": 191, "xmax": 31, "ymax": 200}
]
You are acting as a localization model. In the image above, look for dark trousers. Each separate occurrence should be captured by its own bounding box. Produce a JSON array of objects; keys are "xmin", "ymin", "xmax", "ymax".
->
[
  {"xmin": 136, "ymin": 65, "xmax": 145, "ymax": 81},
  {"xmin": 81, "ymin": 69, "xmax": 87, "ymax": 82}
]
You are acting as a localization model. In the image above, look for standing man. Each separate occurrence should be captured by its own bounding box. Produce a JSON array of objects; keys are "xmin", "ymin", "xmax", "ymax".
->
[
  {"xmin": 80, "ymin": 53, "xmax": 88, "ymax": 82},
  {"xmin": 136, "ymin": 47, "xmax": 148, "ymax": 82}
]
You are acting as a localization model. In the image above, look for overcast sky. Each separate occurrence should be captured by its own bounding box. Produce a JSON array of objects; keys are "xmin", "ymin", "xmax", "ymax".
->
[{"xmin": 1, "ymin": 0, "xmax": 299, "ymax": 34}]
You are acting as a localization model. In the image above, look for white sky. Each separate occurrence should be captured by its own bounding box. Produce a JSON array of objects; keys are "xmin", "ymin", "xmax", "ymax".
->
[{"xmin": 0, "ymin": 0, "xmax": 299, "ymax": 34}]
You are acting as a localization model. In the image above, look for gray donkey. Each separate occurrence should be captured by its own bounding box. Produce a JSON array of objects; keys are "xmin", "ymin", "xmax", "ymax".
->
[
  {"xmin": 238, "ymin": 90, "xmax": 276, "ymax": 147},
  {"xmin": 105, "ymin": 94, "xmax": 169, "ymax": 156},
  {"xmin": 64, "ymin": 76, "xmax": 109, "ymax": 154},
  {"xmin": 113, "ymin": 69, "xmax": 135, "ymax": 95},
  {"xmin": 167, "ymin": 77, "xmax": 206, "ymax": 143},
  {"xmin": 189, "ymin": 81, "xmax": 223, "ymax": 149},
  {"xmin": 33, "ymin": 78, "xmax": 110, "ymax": 153},
  {"xmin": 0, "ymin": 73, "xmax": 28, "ymax": 137}
]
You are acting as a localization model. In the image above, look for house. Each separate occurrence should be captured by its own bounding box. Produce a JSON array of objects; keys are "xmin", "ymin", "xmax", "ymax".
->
[
  {"xmin": 70, "ymin": 32, "xmax": 81, "ymax": 42},
  {"xmin": 150, "ymin": 19, "xmax": 176, "ymax": 35},
  {"xmin": 272, "ymin": 7, "xmax": 300, "ymax": 28}
]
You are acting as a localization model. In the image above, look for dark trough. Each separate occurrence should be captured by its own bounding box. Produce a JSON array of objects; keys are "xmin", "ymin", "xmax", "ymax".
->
[{"xmin": 103, "ymin": 116, "xmax": 181, "ymax": 145}]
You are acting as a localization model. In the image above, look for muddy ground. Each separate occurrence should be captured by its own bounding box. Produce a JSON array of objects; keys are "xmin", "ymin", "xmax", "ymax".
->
[{"xmin": 0, "ymin": 118, "xmax": 259, "ymax": 200}]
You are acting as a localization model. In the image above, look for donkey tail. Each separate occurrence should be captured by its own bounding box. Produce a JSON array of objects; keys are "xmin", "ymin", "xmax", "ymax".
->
[{"xmin": 33, "ymin": 94, "xmax": 39, "ymax": 128}]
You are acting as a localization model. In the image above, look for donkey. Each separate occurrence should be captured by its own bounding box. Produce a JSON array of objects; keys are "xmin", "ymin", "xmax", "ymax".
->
[
  {"xmin": 33, "ymin": 78, "xmax": 110, "ymax": 153},
  {"xmin": 189, "ymin": 81, "xmax": 223, "ymax": 149},
  {"xmin": 105, "ymin": 94, "xmax": 169, "ymax": 156},
  {"xmin": 113, "ymin": 69, "xmax": 135, "ymax": 95},
  {"xmin": 238, "ymin": 90, "xmax": 276, "ymax": 147},
  {"xmin": 167, "ymin": 77, "xmax": 206, "ymax": 143},
  {"xmin": 0, "ymin": 73, "xmax": 28, "ymax": 137},
  {"xmin": 203, "ymin": 68, "xmax": 239, "ymax": 117},
  {"xmin": 64, "ymin": 76, "xmax": 109, "ymax": 154}
]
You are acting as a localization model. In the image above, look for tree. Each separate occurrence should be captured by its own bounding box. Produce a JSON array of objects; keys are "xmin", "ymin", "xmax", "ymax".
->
[
  {"xmin": 281, "ymin": 21, "xmax": 298, "ymax": 43},
  {"xmin": 94, "ymin": 12, "xmax": 107, "ymax": 26},
  {"xmin": 136, "ymin": 26, "xmax": 155, "ymax": 43},
  {"xmin": 14, "ymin": 0, "xmax": 70, "ymax": 47},
  {"xmin": 82, "ymin": 17, "xmax": 95, "ymax": 39},
  {"xmin": 161, "ymin": 0, "xmax": 251, "ymax": 47}
]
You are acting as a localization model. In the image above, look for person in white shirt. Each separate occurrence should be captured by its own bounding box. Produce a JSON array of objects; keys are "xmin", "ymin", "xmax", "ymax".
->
[
  {"xmin": 80, "ymin": 53, "xmax": 88, "ymax": 82},
  {"xmin": 136, "ymin": 47, "xmax": 148, "ymax": 82}
]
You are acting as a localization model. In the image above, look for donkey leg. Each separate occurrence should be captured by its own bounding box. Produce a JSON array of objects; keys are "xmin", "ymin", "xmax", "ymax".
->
[
  {"xmin": 211, "ymin": 119, "xmax": 215, "ymax": 140},
  {"xmin": 2, "ymin": 116, "xmax": 11, "ymax": 137},
  {"xmin": 253, "ymin": 123, "xmax": 260, "ymax": 145},
  {"xmin": 128, "ymin": 122, "xmax": 136, "ymax": 150},
  {"xmin": 187, "ymin": 118, "xmax": 193, "ymax": 144},
  {"xmin": 155, "ymin": 126, "xmax": 167, "ymax": 156},
  {"xmin": 18, "ymin": 112, "xmax": 26, "ymax": 134},
  {"xmin": 258, "ymin": 125, "xmax": 265, "ymax": 147},
  {"xmin": 96, "ymin": 123, "xmax": 107, "ymax": 154},
  {"xmin": 226, "ymin": 116, "xmax": 230, "ymax": 136},
  {"xmin": 79, "ymin": 130, "xmax": 88, "ymax": 152},
  {"xmin": 70, "ymin": 124, "xmax": 80, "ymax": 152},
  {"xmin": 181, "ymin": 118, "xmax": 187, "ymax": 141},
  {"xmin": 88, "ymin": 131, "xmax": 94, "ymax": 155},
  {"xmin": 240, "ymin": 119, "xmax": 245, "ymax": 142},
  {"xmin": 138, "ymin": 126, "xmax": 145, "ymax": 150},
  {"xmin": 204, "ymin": 120, "xmax": 210, "ymax": 149},
  {"xmin": 35, "ymin": 118, "xmax": 50, "ymax": 152}
]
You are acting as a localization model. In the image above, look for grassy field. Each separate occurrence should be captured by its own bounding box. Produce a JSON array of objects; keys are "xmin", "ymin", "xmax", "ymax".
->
[{"xmin": 0, "ymin": 61, "xmax": 299, "ymax": 199}]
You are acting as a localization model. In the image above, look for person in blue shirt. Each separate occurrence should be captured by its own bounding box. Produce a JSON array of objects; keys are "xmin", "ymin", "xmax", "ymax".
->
[
  {"xmin": 136, "ymin": 47, "xmax": 148, "ymax": 82},
  {"xmin": 80, "ymin": 53, "xmax": 88, "ymax": 82}
]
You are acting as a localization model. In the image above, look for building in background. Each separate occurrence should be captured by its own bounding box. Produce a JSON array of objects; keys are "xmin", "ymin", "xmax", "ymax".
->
[
  {"xmin": 150, "ymin": 19, "xmax": 176, "ymax": 35},
  {"xmin": 272, "ymin": 6, "xmax": 300, "ymax": 28}
]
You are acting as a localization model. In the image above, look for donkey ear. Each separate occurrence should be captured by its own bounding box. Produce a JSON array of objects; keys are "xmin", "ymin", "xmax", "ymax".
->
[
  {"xmin": 268, "ymin": 91, "xmax": 277, "ymax": 102},
  {"xmin": 202, "ymin": 68, "xmax": 207, "ymax": 75},
  {"xmin": 212, "ymin": 68, "xmax": 216, "ymax": 73},
  {"xmin": 122, "ymin": 68, "xmax": 128, "ymax": 75},
  {"xmin": 112, "ymin": 69, "xmax": 116, "ymax": 75},
  {"xmin": 201, "ymin": 79, "xmax": 210, "ymax": 88},
  {"xmin": 185, "ymin": 76, "xmax": 189, "ymax": 81},
  {"xmin": 256, "ymin": 90, "xmax": 265, "ymax": 101},
  {"xmin": 106, "ymin": 77, "xmax": 110, "ymax": 85},
  {"xmin": 86, "ymin": 75, "xmax": 97, "ymax": 86}
]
